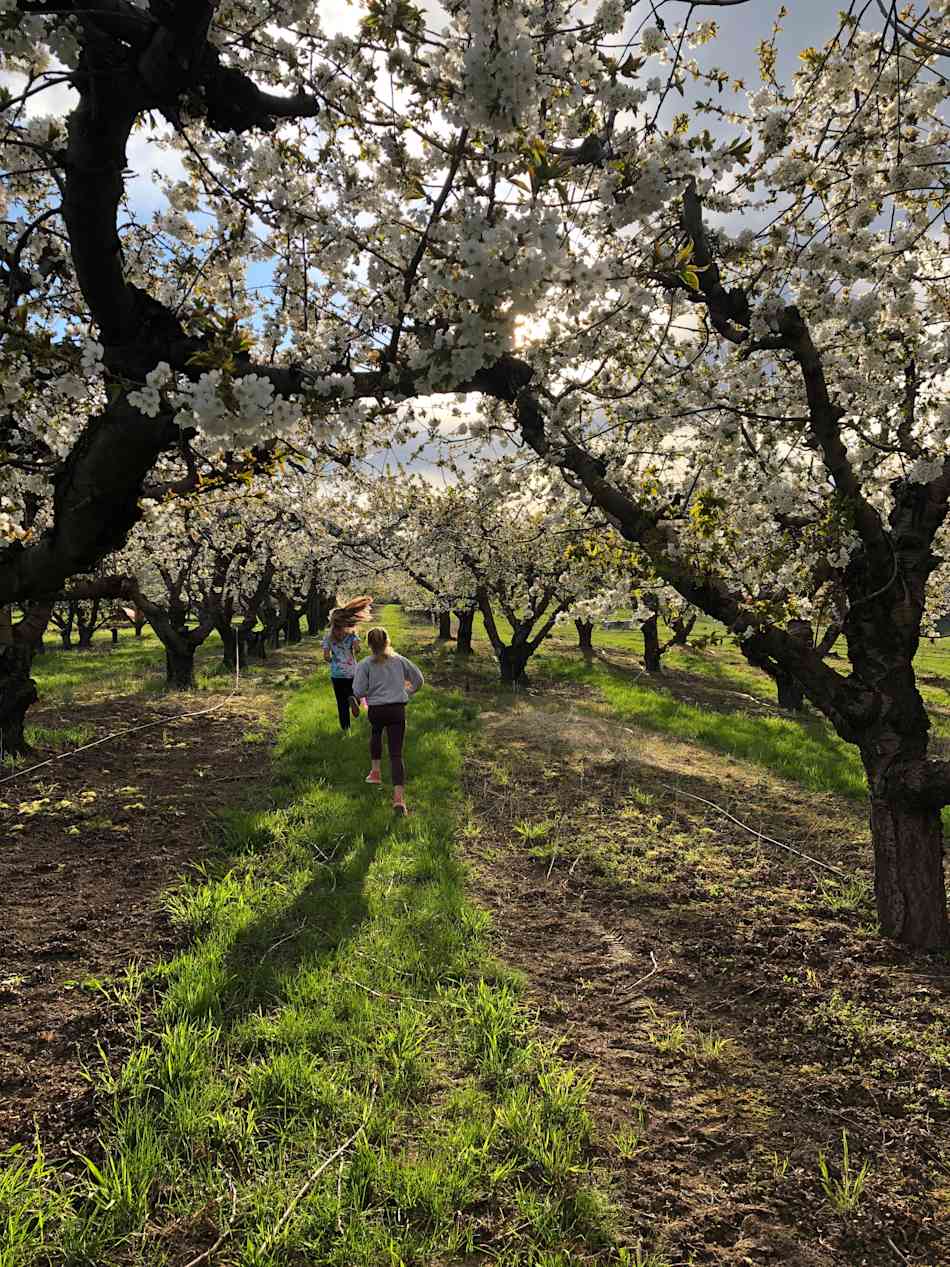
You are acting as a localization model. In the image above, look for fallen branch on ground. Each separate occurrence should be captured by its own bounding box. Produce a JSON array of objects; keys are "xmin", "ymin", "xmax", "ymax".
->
[
  {"xmin": 658, "ymin": 784, "xmax": 852, "ymax": 880},
  {"xmin": 621, "ymin": 950, "xmax": 660, "ymax": 1000},
  {"xmin": 255, "ymin": 1097, "xmax": 375, "ymax": 1261}
]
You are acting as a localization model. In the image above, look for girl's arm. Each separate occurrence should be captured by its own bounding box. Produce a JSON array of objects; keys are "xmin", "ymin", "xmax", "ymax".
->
[{"xmin": 403, "ymin": 657, "xmax": 424, "ymax": 695}]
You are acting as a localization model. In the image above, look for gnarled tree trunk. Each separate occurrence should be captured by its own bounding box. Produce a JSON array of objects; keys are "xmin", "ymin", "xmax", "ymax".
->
[
  {"xmin": 499, "ymin": 644, "xmax": 530, "ymax": 685},
  {"xmin": 165, "ymin": 643, "xmax": 197, "ymax": 690},
  {"xmin": 455, "ymin": 607, "xmax": 475, "ymax": 655},
  {"xmin": 437, "ymin": 611, "xmax": 452, "ymax": 641},
  {"xmin": 863, "ymin": 747, "xmax": 948, "ymax": 948},
  {"xmin": 0, "ymin": 642, "xmax": 37, "ymax": 757},
  {"xmin": 575, "ymin": 618, "xmax": 594, "ymax": 656},
  {"xmin": 641, "ymin": 613, "xmax": 661, "ymax": 674},
  {"xmin": 775, "ymin": 669, "xmax": 805, "ymax": 712},
  {"xmin": 669, "ymin": 614, "xmax": 696, "ymax": 647},
  {"xmin": 216, "ymin": 621, "xmax": 247, "ymax": 672},
  {"xmin": 75, "ymin": 598, "xmax": 101, "ymax": 650}
]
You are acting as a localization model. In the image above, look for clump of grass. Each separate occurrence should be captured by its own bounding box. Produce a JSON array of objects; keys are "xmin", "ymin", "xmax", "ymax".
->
[
  {"xmin": 612, "ymin": 1101, "xmax": 648, "ymax": 1159},
  {"xmin": 23, "ymin": 723, "xmax": 96, "ymax": 751},
  {"xmin": 817, "ymin": 1131, "xmax": 871, "ymax": 1213}
]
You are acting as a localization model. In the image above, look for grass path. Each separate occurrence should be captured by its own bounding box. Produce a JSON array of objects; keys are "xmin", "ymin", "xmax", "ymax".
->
[{"xmin": 3, "ymin": 669, "xmax": 630, "ymax": 1266}]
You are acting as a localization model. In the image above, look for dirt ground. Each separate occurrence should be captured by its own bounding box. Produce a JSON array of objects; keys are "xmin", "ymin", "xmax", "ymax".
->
[
  {"xmin": 465, "ymin": 696, "xmax": 950, "ymax": 1267},
  {"xmin": 0, "ymin": 647, "xmax": 311, "ymax": 1160}
]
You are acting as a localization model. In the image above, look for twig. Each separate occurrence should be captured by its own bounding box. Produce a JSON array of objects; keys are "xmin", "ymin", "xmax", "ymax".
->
[
  {"xmin": 621, "ymin": 950, "xmax": 660, "ymax": 1000},
  {"xmin": 887, "ymin": 1236, "xmax": 911, "ymax": 1265},
  {"xmin": 181, "ymin": 1229, "xmax": 229, "ymax": 1267},
  {"xmin": 546, "ymin": 850, "xmax": 558, "ymax": 880},
  {"xmin": 255, "ymin": 1120, "xmax": 367, "ymax": 1260},
  {"xmin": 339, "ymin": 971, "xmax": 465, "ymax": 1010},
  {"xmin": 261, "ymin": 922, "xmax": 308, "ymax": 961},
  {"xmin": 180, "ymin": 1180, "xmax": 237, "ymax": 1267},
  {"xmin": 658, "ymin": 784, "xmax": 852, "ymax": 880}
]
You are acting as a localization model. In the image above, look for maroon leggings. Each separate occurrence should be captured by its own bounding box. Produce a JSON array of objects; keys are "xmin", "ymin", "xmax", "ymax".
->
[{"xmin": 368, "ymin": 703, "xmax": 406, "ymax": 785}]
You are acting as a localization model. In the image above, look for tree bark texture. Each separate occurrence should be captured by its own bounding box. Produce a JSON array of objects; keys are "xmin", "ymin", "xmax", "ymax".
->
[
  {"xmin": 865, "ymin": 779, "xmax": 948, "ymax": 949},
  {"xmin": 641, "ymin": 613, "xmax": 661, "ymax": 673},
  {"xmin": 499, "ymin": 645, "xmax": 530, "ymax": 685},
  {"xmin": 775, "ymin": 669, "xmax": 805, "ymax": 712},
  {"xmin": 575, "ymin": 619, "xmax": 594, "ymax": 655},
  {"xmin": 165, "ymin": 644, "xmax": 197, "ymax": 690},
  {"xmin": 0, "ymin": 642, "xmax": 37, "ymax": 757},
  {"xmin": 455, "ymin": 608, "xmax": 475, "ymax": 655},
  {"xmin": 437, "ymin": 611, "xmax": 452, "ymax": 641}
]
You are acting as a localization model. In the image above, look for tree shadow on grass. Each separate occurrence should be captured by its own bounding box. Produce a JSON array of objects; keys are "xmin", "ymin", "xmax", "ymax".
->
[
  {"xmin": 207, "ymin": 683, "xmax": 476, "ymax": 1032},
  {"xmin": 538, "ymin": 649, "xmax": 867, "ymax": 801}
]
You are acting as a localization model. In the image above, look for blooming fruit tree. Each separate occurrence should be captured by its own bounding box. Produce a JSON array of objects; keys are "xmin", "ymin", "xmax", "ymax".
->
[{"xmin": 1, "ymin": 1, "xmax": 949, "ymax": 944}]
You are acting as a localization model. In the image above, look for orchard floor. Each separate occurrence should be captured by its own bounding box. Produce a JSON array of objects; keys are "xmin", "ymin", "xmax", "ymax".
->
[
  {"xmin": 461, "ymin": 690, "xmax": 950, "ymax": 1267},
  {"xmin": 0, "ymin": 646, "xmax": 310, "ymax": 1160},
  {"xmin": 4, "ymin": 626, "xmax": 950, "ymax": 1266}
]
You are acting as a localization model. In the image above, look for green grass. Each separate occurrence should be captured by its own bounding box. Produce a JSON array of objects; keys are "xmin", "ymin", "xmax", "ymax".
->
[
  {"xmin": 542, "ymin": 655, "xmax": 868, "ymax": 800},
  {"xmin": 2, "ymin": 671, "xmax": 624, "ymax": 1265},
  {"xmin": 22, "ymin": 723, "xmax": 96, "ymax": 751},
  {"xmin": 29, "ymin": 625, "xmax": 283, "ymax": 706}
]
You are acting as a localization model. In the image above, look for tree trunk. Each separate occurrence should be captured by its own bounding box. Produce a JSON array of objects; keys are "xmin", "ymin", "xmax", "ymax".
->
[
  {"xmin": 110, "ymin": 628, "xmax": 119, "ymax": 645},
  {"xmin": 499, "ymin": 645, "xmax": 530, "ymax": 685},
  {"xmin": 575, "ymin": 619, "xmax": 594, "ymax": 656},
  {"xmin": 59, "ymin": 628, "xmax": 73, "ymax": 649},
  {"xmin": 218, "ymin": 623, "xmax": 237, "ymax": 670},
  {"xmin": 865, "ymin": 786, "xmax": 949, "ymax": 949},
  {"xmin": 0, "ymin": 642, "xmax": 37, "ymax": 757},
  {"xmin": 133, "ymin": 620, "xmax": 145, "ymax": 638},
  {"xmin": 775, "ymin": 669, "xmax": 805, "ymax": 712},
  {"xmin": 263, "ymin": 611, "xmax": 281, "ymax": 649},
  {"xmin": 669, "ymin": 615, "xmax": 696, "ymax": 647},
  {"xmin": 437, "ymin": 611, "xmax": 452, "ymax": 641},
  {"xmin": 306, "ymin": 589, "xmax": 333, "ymax": 636},
  {"xmin": 455, "ymin": 608, "xmax": 475, "ymax": 655},
  {"xmin": 75, "ymin": 598, "xmax": 101, "ymax": 650},
  {"xmin": 165, "ymin": 644, "xmax": 196, "ymax": 690},
  {"xmin": 642, "ymin": 614, "xmax": 662, "ymax": 673},
  {"xmin": 285, "ymin": 610, "xmax": 302, "ymax": 644}
]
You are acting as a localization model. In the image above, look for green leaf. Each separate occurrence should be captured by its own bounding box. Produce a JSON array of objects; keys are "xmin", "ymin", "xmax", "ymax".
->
[{"xmin": 680, "ymin": 267, "xmax": 701, "ymax": 291}]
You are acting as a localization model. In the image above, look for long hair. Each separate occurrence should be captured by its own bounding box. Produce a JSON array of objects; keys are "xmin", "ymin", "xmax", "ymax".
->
[
  {"xmin": 367, "ymin": 626, "xmax": 393, "ymax": 663},
  {"xmin": 329, "ymin": 595, "xmax": 373, "ymax": 641}
]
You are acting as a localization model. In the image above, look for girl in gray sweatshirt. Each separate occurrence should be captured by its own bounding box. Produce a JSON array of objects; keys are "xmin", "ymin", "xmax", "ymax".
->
[{"xmin": 351, "ymin": 627, "xmax": 424, "ymax": 815}]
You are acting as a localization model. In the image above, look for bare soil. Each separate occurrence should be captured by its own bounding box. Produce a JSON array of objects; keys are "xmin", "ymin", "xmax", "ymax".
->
[
  {"xmin": 465, "ymin": 697, "xmax": 950, "ymax": 1267},
  {"xmin": 0, "ymin": 646, "xmax": 312, "ymax": 1160}
]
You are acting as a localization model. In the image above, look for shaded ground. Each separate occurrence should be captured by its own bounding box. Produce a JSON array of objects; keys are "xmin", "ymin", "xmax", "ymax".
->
[
  {"xmin": 465, "ymin": 697, "xmax": 950, "ymax": 1267},
  {"xmin": 0, "ymin": 646, "xmax": 313, "ymax": 1160}
]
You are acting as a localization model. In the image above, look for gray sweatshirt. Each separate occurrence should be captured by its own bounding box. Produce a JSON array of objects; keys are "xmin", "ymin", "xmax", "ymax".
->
[{"xmin": 351, "ymin": 653, "xmax": 424, "ymax": 706}]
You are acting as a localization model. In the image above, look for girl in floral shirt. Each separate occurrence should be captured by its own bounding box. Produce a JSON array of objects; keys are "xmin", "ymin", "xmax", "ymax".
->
[{"xmin": 321, "ymin": 596, "xmax": 372, "ymax": 733}]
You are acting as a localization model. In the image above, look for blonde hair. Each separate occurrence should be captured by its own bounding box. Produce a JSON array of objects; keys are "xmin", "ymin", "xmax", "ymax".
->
[
  {"xmin": 330, "ymin": 595, "xmax": 373, "ymax": 641},
  {"xmin": 367, "ymin": 626, "xmax": 393, "ymax": 662}
]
